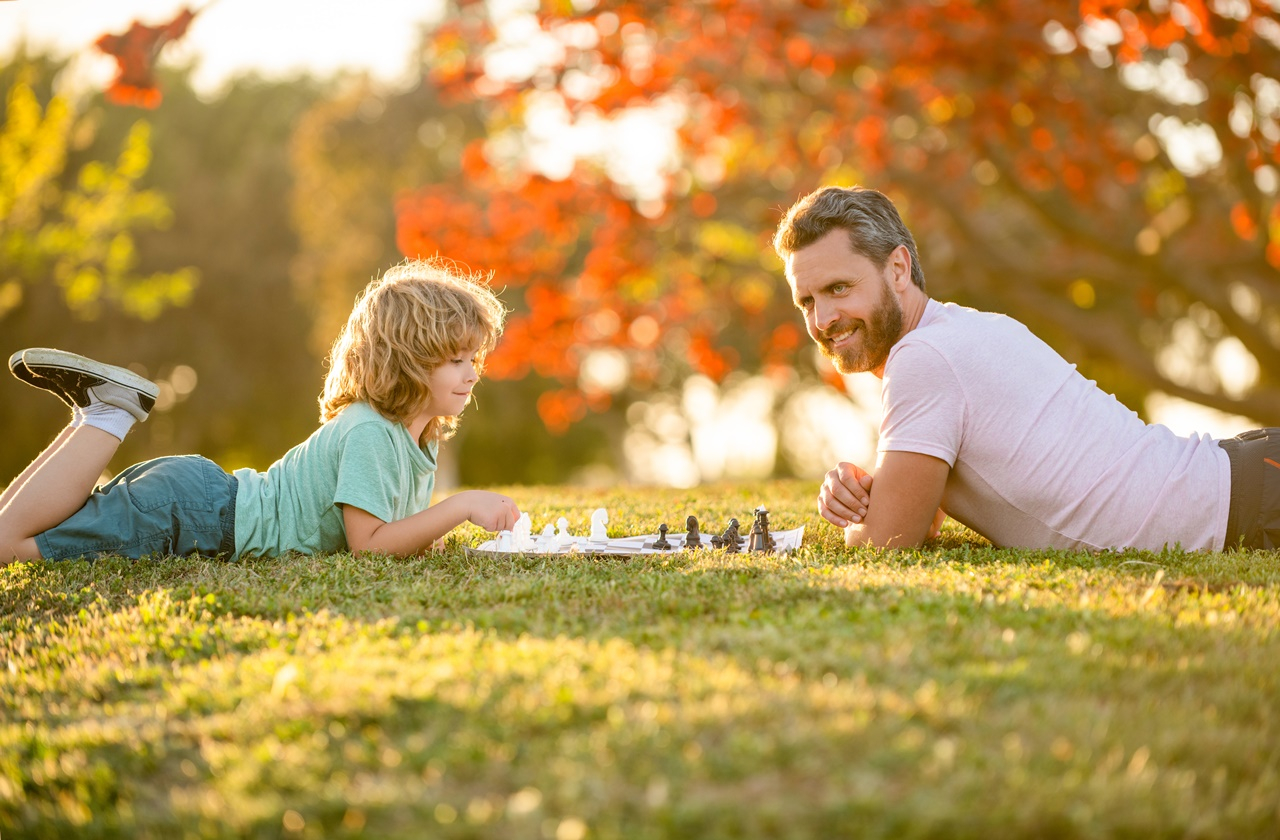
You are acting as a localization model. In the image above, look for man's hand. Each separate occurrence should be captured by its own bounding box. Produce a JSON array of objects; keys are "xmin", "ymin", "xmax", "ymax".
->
[
  {"xmin": 841, "ymin": 451, "xmax": 950, "ymax": 549},
  {"xmin": 818, "ymin": 461, "xmax": 874, "ymax": 528}
]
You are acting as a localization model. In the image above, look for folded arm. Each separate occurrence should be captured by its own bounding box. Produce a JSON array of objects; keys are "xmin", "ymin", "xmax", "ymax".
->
[
  {"xmin": 819, "ymin": 451, "xmax": 950, "ymax": 548},
  {"xmin": 342, "ymin": 490, "xmax": 520, "ymax": 557}
]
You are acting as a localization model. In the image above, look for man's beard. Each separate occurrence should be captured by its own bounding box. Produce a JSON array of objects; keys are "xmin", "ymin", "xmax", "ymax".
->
[{"xmin": 817, "ymin": 277, "xmax": 904, "ymax": 374}]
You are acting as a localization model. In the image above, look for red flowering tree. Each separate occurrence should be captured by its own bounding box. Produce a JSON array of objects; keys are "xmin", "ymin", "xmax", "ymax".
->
[
  {"xmin": 396, "ymin": 0, "xmax": 1280, "ymax": 427},
  {"xmin": 95, "ymin": 7, "xmax": 197, "ymax": 108}
]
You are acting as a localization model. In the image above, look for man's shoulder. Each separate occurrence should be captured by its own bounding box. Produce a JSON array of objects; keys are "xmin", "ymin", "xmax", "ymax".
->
[{"xmin": 899, "ymin": 300, "xmax": 1032, "ymax": 353}]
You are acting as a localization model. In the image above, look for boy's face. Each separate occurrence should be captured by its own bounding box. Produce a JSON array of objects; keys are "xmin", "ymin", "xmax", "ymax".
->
[{"xmin": 422, "ymin": 347, "xmax": 481, "ymax": 418}]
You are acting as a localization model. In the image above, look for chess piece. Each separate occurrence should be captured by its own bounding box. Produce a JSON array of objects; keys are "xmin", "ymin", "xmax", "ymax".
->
[
  {"xmin": 654, "ymin": 523, "xmax": 672, "ymax": 550},
  {"xmin": 536, "ymin": 524, "xmax": 556, "ymax": 553},
  {"xmin": 513, "ymin": 512, "xmax": 533, "ymax": 552},
  {"xmin": 748, "ymin": 517, "xmax": 769, "ymax": 553},
  {"xmin": 589, "ymin": 508, "xmax": 609, "ymax": 542},
  {"xmin": 711, "ymin": 534, "xmax": 723, "ymax": 549},
  {"xmin": 685, "ymin": 515, "xmax": 701, "ymax": 548},
  {"xmin": 555, "ymin": 516, "xmax": 574, "ymax": 550},
  {"xmin": 747, "ymin": 509, "xmax": 768, "ymax": 555},
  {"xmin": 722, "ymin": 518, "xmax": 741, "ymax": 551},
  {"xmin": 495, "ymin": 530, "xmax": 514, "ymax": 553}
]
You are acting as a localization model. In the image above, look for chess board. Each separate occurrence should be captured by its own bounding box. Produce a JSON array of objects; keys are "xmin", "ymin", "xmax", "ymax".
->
[{"xmin": 471, "ymin": 526, "xmax": 805, "ymax": 557}]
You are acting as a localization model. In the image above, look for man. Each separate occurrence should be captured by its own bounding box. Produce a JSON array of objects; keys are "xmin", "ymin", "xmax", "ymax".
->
[{"xmin": 773, "ymin": 185, "xmax": 1275, "ymax": 551}]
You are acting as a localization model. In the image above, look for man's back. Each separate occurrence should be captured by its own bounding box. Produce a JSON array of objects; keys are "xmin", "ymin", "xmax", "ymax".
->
[{"xmin": 880, "ymin": 300, "xmax": 1230, "ymax": 551}]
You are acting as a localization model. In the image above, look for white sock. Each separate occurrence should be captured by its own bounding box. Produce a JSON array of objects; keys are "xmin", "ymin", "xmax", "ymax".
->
[{"xmin": 79, "ymin": 402, "xmax": 137, "ymax": 441}]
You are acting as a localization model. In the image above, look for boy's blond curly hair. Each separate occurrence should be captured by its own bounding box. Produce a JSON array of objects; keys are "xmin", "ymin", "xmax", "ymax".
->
[{"xmin": 320, "ymin": 258, "xmax": 507, "ymax": 442}]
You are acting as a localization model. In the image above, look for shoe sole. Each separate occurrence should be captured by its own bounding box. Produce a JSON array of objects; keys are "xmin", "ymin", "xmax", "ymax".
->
[
  {"xmin": 9, "ymin": 348, "xmax": 75, "ymax": 407},
  {"xmin": 19, "ymin": 348, "xmax": 160, "ymax": 406}
]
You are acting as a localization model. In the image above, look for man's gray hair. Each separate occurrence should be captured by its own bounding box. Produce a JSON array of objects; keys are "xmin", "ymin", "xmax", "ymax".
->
[{"xmin": 773, "ymin": 186, "xmax": 927, "ymax": 291}]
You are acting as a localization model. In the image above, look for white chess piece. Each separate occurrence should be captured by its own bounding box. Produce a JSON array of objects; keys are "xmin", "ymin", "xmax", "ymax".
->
[
  {"xmin": 555, "ymin": 516, "xmax": 574, "ymax": 550},
  {"xmin": 495, "ymin": 530, "xmax": 514, "ymax": 553},
  {"xmin": 536, "ymin": 524, "xmax": 556, "ymax": 553},
  {"xmin": 589, "ymin": 508, "xmax": 609, "ymax": 542},
  {"xmin": 513, "ymin": 512, "xmax": 533, "ymax": 552}
]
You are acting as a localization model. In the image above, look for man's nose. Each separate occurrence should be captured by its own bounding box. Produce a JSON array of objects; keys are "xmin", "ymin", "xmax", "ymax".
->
[{"xmin": 813, "ymin": 299, "xmax": 839, "ymax": 332}]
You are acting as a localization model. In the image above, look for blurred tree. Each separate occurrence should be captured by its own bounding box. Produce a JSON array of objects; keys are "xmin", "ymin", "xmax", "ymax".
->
[
  {"xmin": 400, "ymin": 0, "xmax": 1280, "ymax": 433},
  {"xmin": 0, "ymin": 61, "xmax": 196, "ymax": 323},
  {"xmin": 0, "ymin": 57, "xmax": 198, "ymax": 482},
  {"xmin": 0, "ymin": 57, "xmax": 326, "ymax": 483}
]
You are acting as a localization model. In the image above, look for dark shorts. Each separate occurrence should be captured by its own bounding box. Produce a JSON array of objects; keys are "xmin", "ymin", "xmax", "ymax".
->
[
  {"xmin": 36, "ymin": 455, "xmax": 238, "ymax": 561},
  {"xmin": 1219, "ymin": 428, "xmax": 1280, "ymax": 550}
]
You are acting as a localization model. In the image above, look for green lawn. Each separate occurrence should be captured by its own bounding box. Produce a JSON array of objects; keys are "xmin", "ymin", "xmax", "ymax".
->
[{"xmin": 3, "ymin": 479, "xmax": 1279, "ymax": 839}]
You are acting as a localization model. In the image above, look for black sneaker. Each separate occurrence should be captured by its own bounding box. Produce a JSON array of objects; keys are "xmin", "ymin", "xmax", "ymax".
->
[{"xmin": 17, "ymin": 348, "xmax": 159, "ymax": 421}]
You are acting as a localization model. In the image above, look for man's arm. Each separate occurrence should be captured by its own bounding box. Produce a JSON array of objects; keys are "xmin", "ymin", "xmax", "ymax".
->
[{"xmin": 831, "ymin": 450, "xmax": 950, "ymax": 548}]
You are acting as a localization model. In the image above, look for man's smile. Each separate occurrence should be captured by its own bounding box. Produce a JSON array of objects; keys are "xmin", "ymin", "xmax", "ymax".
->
[{"xmin": 822, "ymin": 323, "xmax": 860, "ymax": 350}]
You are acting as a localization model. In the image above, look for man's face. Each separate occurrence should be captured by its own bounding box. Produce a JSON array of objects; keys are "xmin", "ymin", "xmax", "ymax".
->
[{"xmin": 785, "ymin": 230, "xmax": 904, "ymax": 376}]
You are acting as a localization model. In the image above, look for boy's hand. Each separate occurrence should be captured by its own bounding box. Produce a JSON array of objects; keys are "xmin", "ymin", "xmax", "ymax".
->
[
  {"xmin": 463, "ymin": 490, "xmax": 521, "ymax": 532},
  {"xmin": 818, "ymin": 461, "xmax": 874, "ymax": 528}
]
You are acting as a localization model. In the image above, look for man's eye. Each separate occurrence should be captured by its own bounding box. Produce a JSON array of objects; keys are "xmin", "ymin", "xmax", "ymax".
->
[{"xmin": 831, "ymin": 283, "xmax": 848, "ymax": 294}]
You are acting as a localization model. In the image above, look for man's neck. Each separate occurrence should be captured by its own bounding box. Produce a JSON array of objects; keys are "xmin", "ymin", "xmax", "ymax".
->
[
  {"xmin": 872, "ymin": 289, "xmax": 932, "ymax": 379},
  {"xmin": 900, "ymin": 287, "xmax": 931, "ymax": 335}
]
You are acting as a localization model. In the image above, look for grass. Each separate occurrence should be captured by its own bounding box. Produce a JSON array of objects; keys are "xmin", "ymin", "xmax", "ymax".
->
[{"xmin": 2, "ymin": 479, "xmax": 1279, "ymax": 839}]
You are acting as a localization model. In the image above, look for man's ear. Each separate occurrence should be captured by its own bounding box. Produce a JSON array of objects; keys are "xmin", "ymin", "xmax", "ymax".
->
[{"xmin": 888, "ymin": 245, "xmax": 913, "ymax": 291}]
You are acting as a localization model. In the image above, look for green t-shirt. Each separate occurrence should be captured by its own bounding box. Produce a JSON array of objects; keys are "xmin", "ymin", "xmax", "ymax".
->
[{"xmin": 232, "ymin": 401, "xmax": 438, "ymax": 559}]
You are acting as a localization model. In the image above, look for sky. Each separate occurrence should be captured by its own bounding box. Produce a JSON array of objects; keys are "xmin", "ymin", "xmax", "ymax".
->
[{"xmin": 0, "ymin": 0, "xmax": 448, "ymax": 93}]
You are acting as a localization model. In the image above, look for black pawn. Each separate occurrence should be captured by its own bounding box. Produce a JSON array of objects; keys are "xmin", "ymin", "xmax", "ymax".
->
[
  {"xmin": 723, "ymin": 518, "xmax": 741, "ymax": 545},
  {"xmin": 685, "ymin": 515, "xmax": 701, "ymax": 548},
  {"xmin": 654, "ymin": 523, "xmax": 672, "ymax": 550},
  {"xmin": 711, "ymin": 534, "xmax": 723, "ymax": 550},
  {"xmin": 723, "ymin": 519, "xmax": 741, "ymax": 554}
]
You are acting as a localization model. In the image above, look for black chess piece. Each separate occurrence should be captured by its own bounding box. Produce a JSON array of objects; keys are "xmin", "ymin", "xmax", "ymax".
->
[
  {"xmin": 754, "ymin": 506, "xmax": 774, "ymax": 550},
  {"xmin": 654, "ymin": 523, "xmax": 672, "ymax": 550},
  {"xmin": 748, "ymin": 518, "xmax": 769, "ymax": 553},
  {"xmin": 711, "ymin": 534, "xmax": 723, "ymax": 549},
  {"xmin": 722, "ymin": 518, "xmax": 741, "ymax": 552},
  {"xmin": 685, "ymin": 515, "xmax": 701, "ymax": 548}
]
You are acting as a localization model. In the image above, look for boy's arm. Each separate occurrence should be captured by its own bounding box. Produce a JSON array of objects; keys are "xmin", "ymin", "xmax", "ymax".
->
[
  {"xmin": 825, "ymin": 450, "xmax": 950, "ymax": 548},
  {"xmin": 342, "ymin": 490, "xmax": 520, "ymax": 557}
]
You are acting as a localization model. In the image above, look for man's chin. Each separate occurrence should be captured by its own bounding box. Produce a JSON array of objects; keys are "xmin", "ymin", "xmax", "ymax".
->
[{"xmin": 823, "ymin": 349, "xmax": 863, "ymax": 375}]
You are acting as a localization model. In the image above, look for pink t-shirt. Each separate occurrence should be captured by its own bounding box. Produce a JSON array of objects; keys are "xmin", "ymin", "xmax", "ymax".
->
[{"xmin": 879, "ymin": 300, "xmax": 1230, "ymax": 551}]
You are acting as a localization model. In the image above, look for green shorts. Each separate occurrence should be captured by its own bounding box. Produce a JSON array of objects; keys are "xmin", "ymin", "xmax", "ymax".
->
[
  {"xmin": 35, "ymin": 455, "xmax": 238, "ymax": 561},
  {"xmin": 1218, "ymin": 428, "xmax": 1280, "ymax": 550}
]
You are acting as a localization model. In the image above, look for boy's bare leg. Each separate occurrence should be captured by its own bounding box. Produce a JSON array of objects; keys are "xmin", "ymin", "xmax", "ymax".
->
[
  {"xmin": 0, "ymin": 426, "xmax": 120, "ymax": 563},
  {"xmin": 0, "ymin": 424, "xmax": 76, "ymax": 511}
]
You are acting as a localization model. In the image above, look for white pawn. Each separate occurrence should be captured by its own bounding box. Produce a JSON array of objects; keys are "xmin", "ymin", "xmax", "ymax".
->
[
  {"xmin": 589, "ymin": 508, "xmax": 609, "ymax": 542},
  {"xmin": 555, "ymin": 516, "xmax": 574, "ymax": 550},
  {"xmin": 536, "ymin": 524, "xmax": 557, "ymax": 553},
  {"xmin": 495, "ymin": 530, "xmax": 514, "ymax": 553}
]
